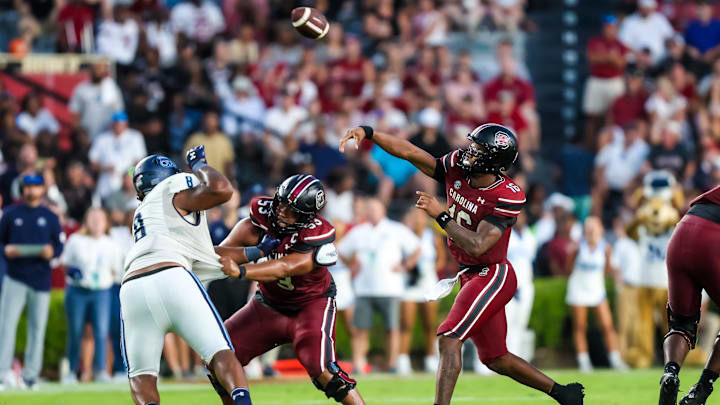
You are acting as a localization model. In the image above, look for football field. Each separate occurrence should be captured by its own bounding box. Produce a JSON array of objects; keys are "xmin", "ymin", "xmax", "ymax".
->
[{"xmin": 0, "ymin": 368, "xmax": 717, "ymax": 405}]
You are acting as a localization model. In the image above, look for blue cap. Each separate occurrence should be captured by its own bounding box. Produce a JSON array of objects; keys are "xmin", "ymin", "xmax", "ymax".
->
[
  {"xmin": 21, "ymin": 173, "xmax": 44, "ymax": 186},
  {"xmin": 602, "ymin": 14, "xmax": 618, "ymax": 25},
  {"xmin": 111, "ymin": 111, "xmax": 128, "ymax": 122}
]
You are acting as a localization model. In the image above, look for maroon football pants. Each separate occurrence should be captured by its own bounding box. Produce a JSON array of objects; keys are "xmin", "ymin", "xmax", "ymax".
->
[
  {"xmin": 667, "ymin": 214, "xmax": 720, "ymax": 317},
  {"xmin": 224, "ymin": 296, "xmax": 337, "ymax": 378},
  {"xmin": 437, "ymin": 263, "xmax": 517, "ymax": 364}
]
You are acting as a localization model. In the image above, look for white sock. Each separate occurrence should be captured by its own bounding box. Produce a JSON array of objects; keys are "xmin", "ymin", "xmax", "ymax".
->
[{"xmin": 577, "ymin": 352, "xmax": 592, "ymax": 368}]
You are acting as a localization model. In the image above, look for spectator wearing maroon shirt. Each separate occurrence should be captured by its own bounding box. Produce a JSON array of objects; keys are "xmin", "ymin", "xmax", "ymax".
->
[
  {"xmin": 583, "ymin": 15, "xmax": 628, "ymax": 147},
  {"xmin": 403, "ymin": 46, "xmax": 442, "ymax": 99},
  {"xmin": 609, "ymin": 68, "xmax": 649, "ymax": 128},
  {"xmin": 57, "ymin": 0, "xmax": 95, "ymax": 53},
  {"xmin": 331, "ymin": 35, "xmax": 374, "ymax": 98},
  {"xmin": 484, "ymin": 53, "xmax": 537, "ymax": 150}
]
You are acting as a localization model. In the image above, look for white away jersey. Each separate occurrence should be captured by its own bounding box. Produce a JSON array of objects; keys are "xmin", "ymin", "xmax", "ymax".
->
[
  {"xmin": 637, "ymin": 226, "xmax": 673, "ymax": 289},
  {"xmin": 124, "ymin": 173, "xmax": 223, "ymax": 284}
]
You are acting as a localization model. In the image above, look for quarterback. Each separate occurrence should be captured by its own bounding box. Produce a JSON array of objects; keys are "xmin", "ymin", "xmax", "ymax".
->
[{"xmin": 340, "ymin": 123, "xmax": 584, "ymax": 405}]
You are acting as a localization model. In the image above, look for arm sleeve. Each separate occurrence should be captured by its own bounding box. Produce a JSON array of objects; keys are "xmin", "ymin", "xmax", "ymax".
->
[
  {"xmin": 166, "ymin": 173, "xmax": 200, "ymax": 194},
  {"xmin": 433, "ymin": 150, "xmax": 459, "ymax": 183},
  {"xmin": 483, "ymin": 215, "xmax": 517, "ymax": 232}
]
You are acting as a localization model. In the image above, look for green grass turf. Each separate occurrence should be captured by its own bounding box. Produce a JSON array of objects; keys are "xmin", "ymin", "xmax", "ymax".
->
[{"xmin": 0, "ymin": 368, "xmax": 716, "ymax": 405}]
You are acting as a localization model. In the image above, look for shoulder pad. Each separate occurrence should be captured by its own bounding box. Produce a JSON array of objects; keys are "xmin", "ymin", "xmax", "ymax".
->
[{"xmin": 249, "ymin": 196, "xmax": 273, "ymax": 231}]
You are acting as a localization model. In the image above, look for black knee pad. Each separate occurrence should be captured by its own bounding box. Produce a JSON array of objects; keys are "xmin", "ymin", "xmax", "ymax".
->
[
  {"xmin": 207, "ymin": 372, "xmax": 229, "ymax": 397},
  {"xmin": 313, "ymin": 362, "xmax": 357, "ymax": 402},
  {"xmin": 664, "ymin": 304, "xmax": 700, "ymax": 349}
]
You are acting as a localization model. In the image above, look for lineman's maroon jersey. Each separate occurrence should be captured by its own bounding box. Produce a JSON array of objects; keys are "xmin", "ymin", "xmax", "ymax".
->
[
  {"xmin": 434, "ymin": 150, "xmax": 526, "ymax": 267},
  {"xmin": 249, "ymin": 196, "xmax": 337, "ymax": 310},
  {"xmin": 691, "ymin": 185, "xmax": 720, "ymax": 207}
]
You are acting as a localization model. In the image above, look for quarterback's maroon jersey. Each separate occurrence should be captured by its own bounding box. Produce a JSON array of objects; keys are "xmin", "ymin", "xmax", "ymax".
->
[
  {"xmin": 249, "ymin": 196, "xmax": 337, "ymax": 309},
  {"xmin": 691, "ymin": 185, "xmax": 720, "ymax": 207},
  {"xmin": 435, "ymin": 150, "xmax": 526, "ymax": 267}
]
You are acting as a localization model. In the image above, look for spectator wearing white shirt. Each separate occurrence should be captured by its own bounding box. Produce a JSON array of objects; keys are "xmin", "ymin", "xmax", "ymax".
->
[
  {"xmin": 69, "ymin": 62, "xmax": 124, "ymax": 138},
  {"xmin": 15, "ymin": 92, "xmax": 59, "ymax": 140},
  {"xmin": 612, "ymin": 218, "xmax": 643, "ymax": 366},
  {"xmin": 60, "ymin": 208, "xmax": 119, "ymax": 383},
  {"xmin": 108, "ymin": 210, "xmax": 133, "ymax": 379},
  {"xmin": 170, "ymin": 0, "xmax": 224, "ymax": 45},
  {"xmin": 96, "ymin": 5, "xmax": 139, "ymax": 67},
  {"xmin": 145, "ymin": 12, "xmax": 177, "ymax": 67},
  {"xmin": 645, "ymin": 77, "xmax": 687, "ymax": 142},
  {"xmin": 263, "ymin": 90, "xmax": 309, "ymax": 137},
  {"xmin": 88, "ymin": 111, "xmax": 147, "ymax": 199},
  {"xmin": 505, "ymin": 210, "xmax": 537, "ymax": 363},
  {"xmin": 618, "ymin": 0, "xmax": 674, "ymax": 65},
  {"xmin": 221, "ymin": 76, "xmax": 266, "ymax": 137},
  {"xmin": 339, "ymin": 198, "xmax": 420, "ymax": 374},
  {"xmin": 397, "ymin": 208, "xmax": 446, "ymax": 375},
  {"xmin": 594, "ymin": 122, "xmax": 649, "ymax": 226}
]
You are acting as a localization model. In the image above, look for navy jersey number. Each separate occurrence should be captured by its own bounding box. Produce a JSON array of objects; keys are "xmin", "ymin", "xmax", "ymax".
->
[
  {"xmin": 133, "ymin": 213, "xmax": 147, "ymax": 242},
  {"xmin": 186, "ymin": 176, "xmax": 193, "ymax": 188}
]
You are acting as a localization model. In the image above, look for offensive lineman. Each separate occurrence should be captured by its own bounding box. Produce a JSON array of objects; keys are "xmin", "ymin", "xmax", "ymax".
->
[
  {"xmin": 121, "ymin": 147, "xmax": 261, "ymax": 405},
  {"xmin": 217, "ymin": 174, "xmax": 366, "ymax": 405},
  {"xmin": 340, "ymin": 124, "xmax": 584, "ymax": 405},
  {"xmin": 659, "ymin": 185, "xmax": 720, "ymax": 405}
]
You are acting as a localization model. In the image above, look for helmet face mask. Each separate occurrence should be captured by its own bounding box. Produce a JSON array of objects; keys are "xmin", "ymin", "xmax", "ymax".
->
[
  {"xmin": 458, "ymin": 124, "xmax": 519, "ymax": 175},
  {"xmin": 269, "ymin": 174, "xmax": 325, "ymax": 235}
]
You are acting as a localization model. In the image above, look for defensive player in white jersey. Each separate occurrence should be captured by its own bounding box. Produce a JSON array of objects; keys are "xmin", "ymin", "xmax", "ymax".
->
[{"xmin": 121, "ymin": 147, "xmax": 269, "ymax": 405}]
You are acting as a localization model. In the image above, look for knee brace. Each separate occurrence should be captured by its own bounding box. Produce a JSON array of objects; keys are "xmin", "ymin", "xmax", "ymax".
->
[
  {"xmin": 312, "ymin": 362, "xmax": 357, "ymax": 402},
  {"xmin": 664, "ymin": 304, "xmax": 700, "ymax": 349}
]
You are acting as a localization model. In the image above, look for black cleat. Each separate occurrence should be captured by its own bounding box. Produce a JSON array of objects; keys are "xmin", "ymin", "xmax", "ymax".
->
[
  {"xmin": 559, "ymin": 382, "xmax": 585, "ymax": 405},
  {"xmin": 679, "ymin": 383, "xmax": 713, "ymax": 405},
  {"xmin": 659, "ymin": 372, "xmax": 680, "ymax": 405}
]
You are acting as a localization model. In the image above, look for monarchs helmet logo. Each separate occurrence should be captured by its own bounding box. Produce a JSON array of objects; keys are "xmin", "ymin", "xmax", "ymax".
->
[
  {"xmin": 315, "ymin": 189, "xmax": 326, "ymax": 210},
  {"xmin": 494, "ymin": 131, "xmax": 511, "ymax": 149}
]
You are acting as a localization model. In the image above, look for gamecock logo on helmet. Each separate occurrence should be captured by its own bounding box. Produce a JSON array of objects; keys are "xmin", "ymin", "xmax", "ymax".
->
[
  {"xmin": 315, "ymin": 189, "xmax": 326, "ymax": 210},
  {"xmin": 495, "ymin": 132, "xmax": 511, "ymax": 149}
]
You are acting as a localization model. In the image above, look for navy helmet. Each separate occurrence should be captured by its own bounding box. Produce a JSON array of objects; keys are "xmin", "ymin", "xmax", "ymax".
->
[{"xmin": 133, "ymin": 155, "xmax": 181, "ymax": 199}]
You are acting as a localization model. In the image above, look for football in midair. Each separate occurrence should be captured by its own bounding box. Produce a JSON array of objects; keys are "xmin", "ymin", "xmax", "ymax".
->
[{"xmin": 291, "ymin": 7, "xmax": 330, "ymax": 40}]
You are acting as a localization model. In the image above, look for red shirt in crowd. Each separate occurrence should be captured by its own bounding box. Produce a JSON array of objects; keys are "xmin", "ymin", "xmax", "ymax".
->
[
  {"xmin": 484, "ymin": 76, "xmax": 535, "ymax": 107},
  {"xmin": 486, "ymin": 110, "xmax": 528, "ymax": 134},
  {"xmin": 610, "ymin": 90, "xmax": 649, "ymax": 126},
  {"xmin": 57, "ymin": 3, "xmax": 95, "ymax": 50},
  {"xmin": 586, "ymin": 36, "xmax": 628, "ymax": 78},
  {"xmin": 332, "ymin": 58, "xmax": 367, "ymax": 97}
]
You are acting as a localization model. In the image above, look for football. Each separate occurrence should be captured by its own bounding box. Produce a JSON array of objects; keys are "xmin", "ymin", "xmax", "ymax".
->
[{"xmin": 291, "ymin": 7, "xmax": 330, "ymax": 40}]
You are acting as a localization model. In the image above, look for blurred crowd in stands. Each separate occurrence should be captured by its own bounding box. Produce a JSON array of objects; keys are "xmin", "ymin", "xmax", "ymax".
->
[{"xmin": 0, "ymin": 0, "xmax": 720, "ymax": 386}]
